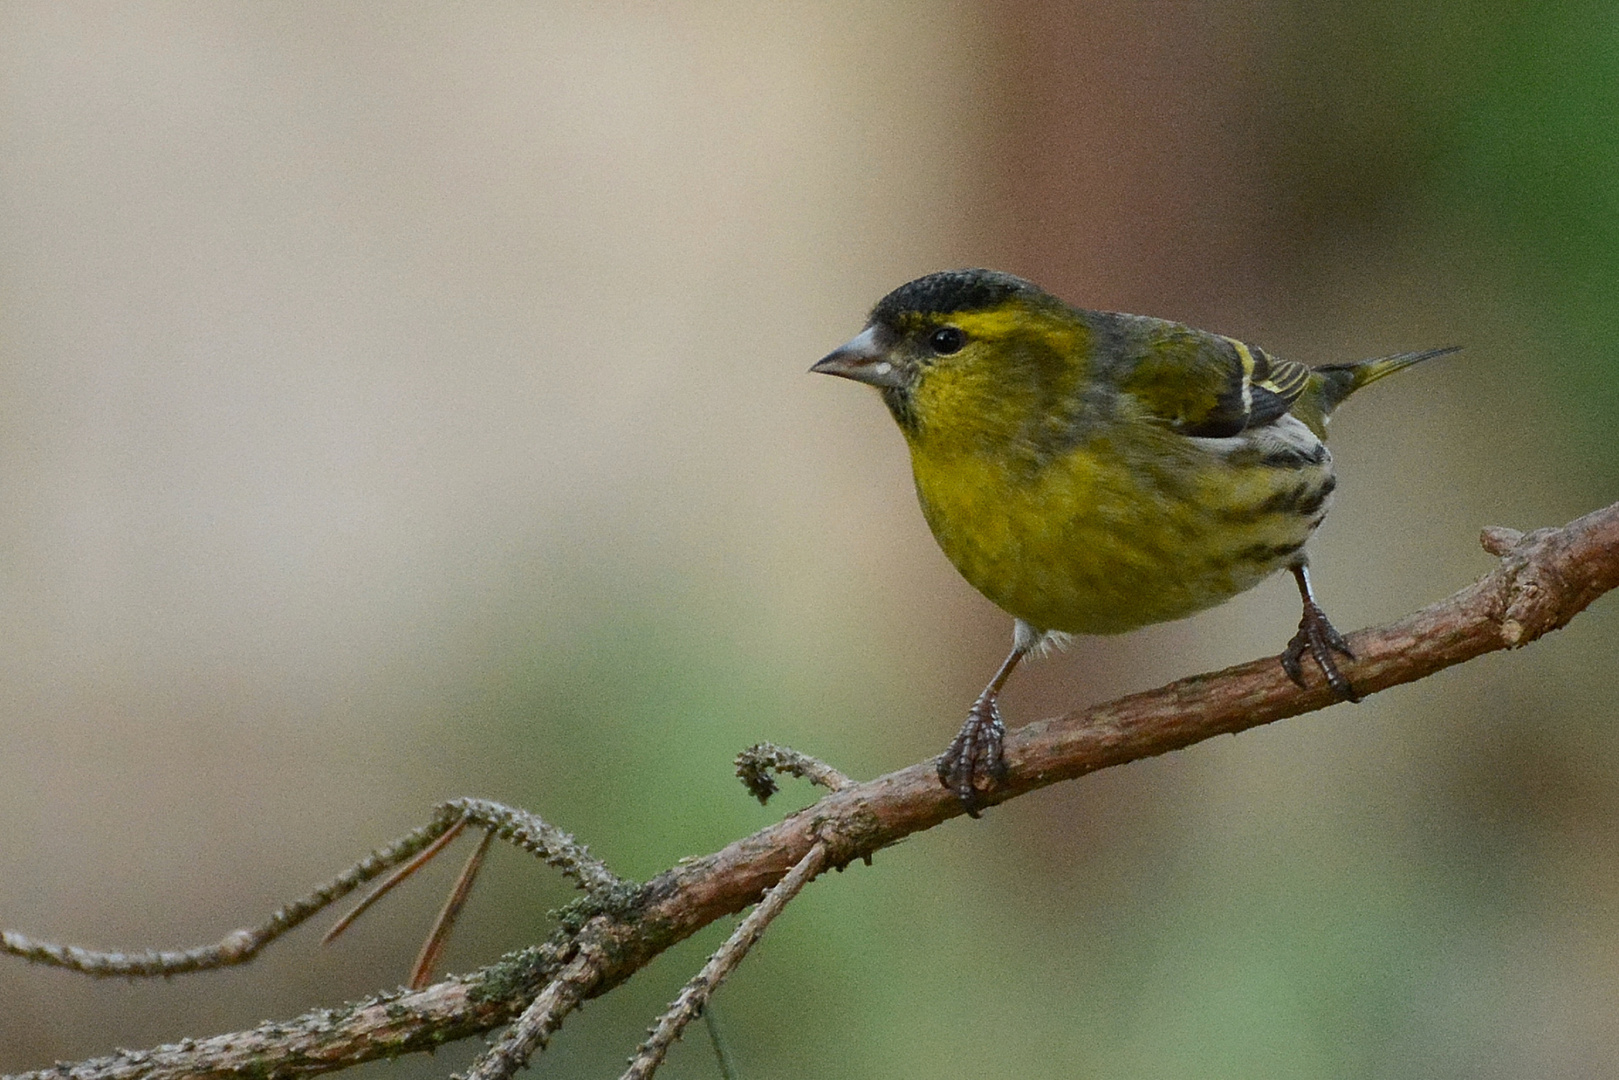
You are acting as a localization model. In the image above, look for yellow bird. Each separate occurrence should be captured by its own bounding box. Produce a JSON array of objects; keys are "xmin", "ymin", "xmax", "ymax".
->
[{"xmin": 814, "ymin": 268, "xmax": 1454, "ymax": 813}]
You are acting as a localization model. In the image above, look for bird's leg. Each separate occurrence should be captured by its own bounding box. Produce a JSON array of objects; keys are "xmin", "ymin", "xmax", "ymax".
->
[
  {"xmin": 938, "ymin": 637, "xmax": 1031, "ymax": 816},
  {"xmin": 1280, "ymin": 562, "xmax": 1361, "ymax": 702}
]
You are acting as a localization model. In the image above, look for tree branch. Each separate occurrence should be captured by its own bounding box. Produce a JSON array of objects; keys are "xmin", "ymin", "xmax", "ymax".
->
[
  {"xmin": 5, "ymin": 500, "xmax": 1617, "ymax": 1080},
  {"xmin": 623, "ymin": 841, "xmax": 829, "ymax": 1080},
  {"xmin": 463, "ymin": 930, "xmax": 609, "ymax": 1080}
]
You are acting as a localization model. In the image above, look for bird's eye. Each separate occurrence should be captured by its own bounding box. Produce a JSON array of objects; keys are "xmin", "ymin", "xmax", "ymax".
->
[{"xmin": 929, "ymin": 326, "xmax": 967, "ymax": 355}]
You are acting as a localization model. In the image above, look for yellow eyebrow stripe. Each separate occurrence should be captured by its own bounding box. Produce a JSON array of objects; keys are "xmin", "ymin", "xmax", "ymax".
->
[{"xmin": 950, "ymin": 309, "xmax": 1025, "ymax": 339}]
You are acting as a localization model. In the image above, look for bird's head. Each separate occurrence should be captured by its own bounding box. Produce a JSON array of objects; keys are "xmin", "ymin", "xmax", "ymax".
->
[{"xmin": 813, "ymin": 268, "xmax": 1080, "ymax": 443}]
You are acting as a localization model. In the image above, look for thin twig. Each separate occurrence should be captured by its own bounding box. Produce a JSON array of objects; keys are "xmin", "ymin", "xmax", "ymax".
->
[
  {"xmin": 0, "ymin": 803, "xmax": 469, "ymax": 977},
  {"xmin": 462, "ymin": 929, "xmax": 609, "ymax": 1080},
  {"xmin": 449, "ymin": 797, "xmax": 626, "ymax": 897},
  {"xmin": 622, "ymin": 842, "xmax": 828, "ymax": 1080},
  {"xmin": 735, "ymin": 743, "xmax": 853, "ymax": 804},
  {"xmin": 2, "ymin": 798, "xmax": 630, "ymax": 981}
]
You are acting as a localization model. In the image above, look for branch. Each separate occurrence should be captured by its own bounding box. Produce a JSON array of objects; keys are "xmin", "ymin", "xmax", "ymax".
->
[
  {"xmin": 5, "ymin": 501, "xmax": 1617, "ymax": 1080},
  {"xmin": 734, "ymin": 742, "xmax": 853, "ymax": 803},
  {"xmin": 463, "ymin": 929, "xmax": 609, "ymax": 1080},
  {"xmin": 1, "ymin": 806, "xmax": 470, "ymax": 978},
  {"xmin": 1, "ymin": 799, "xmax": 630, "ymax": 981},
  {"xmin": 623, "ymin": 841, "xmax": 829, "ymax": 1080}
]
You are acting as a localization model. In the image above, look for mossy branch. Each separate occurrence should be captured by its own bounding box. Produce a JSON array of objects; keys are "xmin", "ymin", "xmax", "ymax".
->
[{"xmin": 4, "ymin": 500, "xmax": 1618, "ymax": 1080}]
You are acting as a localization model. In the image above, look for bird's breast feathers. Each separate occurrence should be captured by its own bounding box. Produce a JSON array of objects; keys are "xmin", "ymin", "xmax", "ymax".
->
[{"xmin": 908, "ymin": 413, "xmax": 1335, "ymax": 635}]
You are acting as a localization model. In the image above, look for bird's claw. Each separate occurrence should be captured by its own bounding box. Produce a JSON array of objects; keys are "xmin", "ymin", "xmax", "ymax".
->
[
  {"xmin": 1281, "ymin": 600, "xmax": 1360, "ymax": 702},
  {"xmin": 937, "ymin": 695, "xmax": 1008, "ymax": 816}
]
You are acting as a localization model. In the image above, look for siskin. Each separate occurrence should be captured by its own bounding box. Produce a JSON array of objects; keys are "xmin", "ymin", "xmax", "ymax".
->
[{"xmin": 814, "ymin": 268, "xmax": 1455, "ymax": 813}]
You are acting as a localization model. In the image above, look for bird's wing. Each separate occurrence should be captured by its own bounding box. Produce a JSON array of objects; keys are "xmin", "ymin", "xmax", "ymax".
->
[{"xmin": 1115, "ymin": 322, "xmax": 1312, "ymax": 439}]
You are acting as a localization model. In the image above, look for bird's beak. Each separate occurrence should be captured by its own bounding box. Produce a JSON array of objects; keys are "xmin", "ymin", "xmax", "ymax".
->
[{"xmin": 811, "ymin": 325, "xmax": 905, "ymax": 389}]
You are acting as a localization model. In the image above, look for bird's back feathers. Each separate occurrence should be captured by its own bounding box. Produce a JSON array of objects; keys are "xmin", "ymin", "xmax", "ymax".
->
[{"xmin": 1106, "ymin": 315, "xmax": 1457, "ymax": 442}]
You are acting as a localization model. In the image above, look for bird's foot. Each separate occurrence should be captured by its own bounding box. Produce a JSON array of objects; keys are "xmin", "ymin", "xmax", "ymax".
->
[
  {"xmin": 1281, "ymin": 600, "xmax": 1360, "ymax": 702},
  {"xmin": 937, "ymin": 694, "xmax": 1008, "ymax": 817}
]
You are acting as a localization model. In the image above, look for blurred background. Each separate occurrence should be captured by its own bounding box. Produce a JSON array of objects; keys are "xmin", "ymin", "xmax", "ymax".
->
[{"xmin": 1, "ymin": 3, "xmax": 1616, "ymax": 1077}]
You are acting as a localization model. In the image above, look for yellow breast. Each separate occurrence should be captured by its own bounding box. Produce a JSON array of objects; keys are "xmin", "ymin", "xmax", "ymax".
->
[{"xmin": 906, "ymin": 420, "xmax": 1332, "ymax": 635}]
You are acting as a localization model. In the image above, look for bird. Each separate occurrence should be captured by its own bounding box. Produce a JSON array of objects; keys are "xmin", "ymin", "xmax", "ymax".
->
[{"xmin": 812, "ymin": 268, "xmax": 1455, "ymax": 814}]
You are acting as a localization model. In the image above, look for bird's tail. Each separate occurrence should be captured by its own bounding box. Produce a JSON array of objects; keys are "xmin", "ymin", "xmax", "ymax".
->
[{"xmin": 1312, "ymin": 346, "xmax": 1461, "ymax": 416}]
